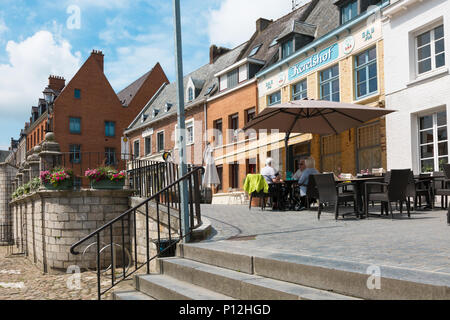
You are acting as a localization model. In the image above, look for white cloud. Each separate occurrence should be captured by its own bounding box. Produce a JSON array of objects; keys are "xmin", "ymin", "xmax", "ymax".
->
[
  {"xmin": 208, "ymin": 0, "xmax": 311, "ymax": 47},
  {"xmin": 0, "ymin": 18, "xmax": 8, "ymax": 39},
  {"xmin": 0, "ymin": 31, "xmax": 81, "ymax": 120},
  {"xmin": 65, "ymin": 0, "xmax": 130, "ymax": 10}
]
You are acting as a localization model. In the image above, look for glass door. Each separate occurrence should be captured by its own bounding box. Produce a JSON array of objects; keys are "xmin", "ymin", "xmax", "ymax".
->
[{"xmin": 419, "ymin": 111, "xmax": 448, "ymax": 172}]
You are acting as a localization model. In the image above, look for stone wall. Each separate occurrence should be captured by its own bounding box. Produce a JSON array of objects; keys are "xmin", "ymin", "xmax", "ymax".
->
[
  {"xmin": 130, "ymin": 197, "xmax": 180, "ymax": 273},
  {"xmin": 10, "ymin": 189, "xmax": 133, "ymax": 273},
  {"xmin": 0, "ymin": 163, "xmax": 17, "ymax": 245}
]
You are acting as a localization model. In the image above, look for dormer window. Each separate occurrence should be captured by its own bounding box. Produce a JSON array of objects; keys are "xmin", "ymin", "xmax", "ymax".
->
[
  {"xmin": 227, "ymin": 69, "xmax": 239, "ymax": 89},
  {"xmin": 152, "ymin": 109, "xmax": 159, "ymax": 119},
  {"xmin": 249, "ymin": 44, "xmax": 262, "ymax": 57},
  {"xmin": 188, "ymin": 87, "xmax": 194, "ymax": 102},
  {"xmin": 281, "ymin": 39, "xmax": 294, "ymax": 59},
  {"xmin": 141, "ymin": 114, "xmax": 148, "ymax": 123},
  {"xmin": 165, "ymin": 103, "xmax": 173, "ymax": 112},
  {"xmin": 269, "ymin": 38, "xmax": 278, "ymax": 47},
  {"xmin": 341, "ymin": 0, "xmax": 358, "ymax": 24}
]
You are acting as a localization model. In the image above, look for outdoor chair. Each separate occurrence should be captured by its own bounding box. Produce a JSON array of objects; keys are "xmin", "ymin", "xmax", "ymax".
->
[
  {"xmin": 365, "ymin": 169, "xmax": 411, "ymax": 219},
  {"xmin": 434, "ymin": 165, "xmax": 450, "ymax": 210},
  {"xmin": 244, "ymin": 174, "xmax": 269, "ymax": 211},
  {"xmin": 305, "ymin": 174, "xmax": 318, "ymax": 209},
  {"xmin": 432, "ymin": 171, "xmax": 446, "ymax": 208},
  {"xmin": 313, "ymin": 173, "xmax": 358, "ymax": 220}
]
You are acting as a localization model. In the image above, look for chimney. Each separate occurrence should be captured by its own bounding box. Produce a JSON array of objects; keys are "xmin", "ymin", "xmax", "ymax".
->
[
  {"xmin": 256, "ymin": 18, "xmax": 272, "ymax": 32},
  {"xmin": 91, "ymin": 49, "xmax": 104, "ymax": 72},
  {"xmin": 48, "ymin": 75, "xmax": 66, "ymax": 91},
  {"xmin": 209, "ymin": 45, "xmax": 231, "ymax": 64}
]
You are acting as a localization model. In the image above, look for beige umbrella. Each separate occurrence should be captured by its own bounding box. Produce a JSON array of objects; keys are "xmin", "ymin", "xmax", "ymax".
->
[{"xmin": 243, "ymin": 99, "xmax": 396, "ymax": 172}]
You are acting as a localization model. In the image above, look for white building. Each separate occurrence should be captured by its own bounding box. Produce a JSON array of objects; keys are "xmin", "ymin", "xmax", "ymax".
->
[{"xmin": 383, "ymin": 0, "xmax": 450, "ymax": 173}]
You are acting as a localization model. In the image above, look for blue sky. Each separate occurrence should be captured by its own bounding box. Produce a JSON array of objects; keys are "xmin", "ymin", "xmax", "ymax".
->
[{"xmin": 0, "ymin": 0, "xmax": 299, "ymax": 150}]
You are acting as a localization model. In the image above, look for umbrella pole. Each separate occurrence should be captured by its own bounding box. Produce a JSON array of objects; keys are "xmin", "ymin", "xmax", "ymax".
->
[{"xmin": 285, "ymin": 132, "xmax": 290, "ymax": 177}]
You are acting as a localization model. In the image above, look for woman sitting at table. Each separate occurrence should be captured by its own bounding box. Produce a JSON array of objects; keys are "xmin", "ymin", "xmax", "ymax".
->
[{"xmin": 297, "ymin": 157, "xmax": 319, "ymax": 209}]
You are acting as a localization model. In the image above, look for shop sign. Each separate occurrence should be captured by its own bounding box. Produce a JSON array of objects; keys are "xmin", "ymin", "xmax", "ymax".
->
[
  {"xmin": 343, "ymin": 36, "xmax": 355, "ymax": 55},
  {"xmin": 288, "ymin": 43, "xmax": 339, "ymax": 81}
]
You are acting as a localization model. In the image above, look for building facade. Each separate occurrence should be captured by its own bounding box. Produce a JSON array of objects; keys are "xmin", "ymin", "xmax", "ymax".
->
[
  {"xmin": 257, "ymin": 0, "xmax": 390, "ymax": 176},
  {"xmin": 383, "ymin": 0, "xmax": 450, "ymax": 173},
  {"xmin": 23, "ymin": 51, "xmax": 168, "ymax": 184}
]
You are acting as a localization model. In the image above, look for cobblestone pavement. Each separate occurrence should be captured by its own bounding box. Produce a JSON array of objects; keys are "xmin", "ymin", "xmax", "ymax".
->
[
  {"xmin": 0, "ymin": 246, "xmax": 134, "ymax": 300},
  {"xmin": 201, "ymin": 204, "xmax": 450, "ymax": 274}
]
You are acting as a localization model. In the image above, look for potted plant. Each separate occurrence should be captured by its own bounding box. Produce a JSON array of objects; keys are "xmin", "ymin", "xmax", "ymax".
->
[
  {"xmin": 40, "ymin": 168, "xmax": 74, "ymax": 190},
  {"xmin": 85, "ymin": 167, "xmax": 126, "ymax": 190}
]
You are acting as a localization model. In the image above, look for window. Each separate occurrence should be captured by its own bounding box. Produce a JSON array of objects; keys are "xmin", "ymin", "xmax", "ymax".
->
[
  {"xmin": 157, "ymin": 131, "xmax": 165, "ymax": 152},
  {"xmin": 229, "ymin": 163, "xmax": 239, "ymax": 189},
  {"xmin": 269, "ymin": 38, "xmax": 278, "ymax": 47},
  {"xmin": 69, "ymin": 117, "xmax": 81, "ymax": 134},
  {"xmin": 186, "ymin": 121, "xmax": 194, "ymax": 145},
  {"xmin": 419, "ymin": 111, "xmax": 448, "ymax": 172},
  {"xmin": 229, "ymin": 114, "xmax": 239, "ymax": 143},
  {"xmin": 69, "ymin": 145, "xmax": 81, "ymax": 164},
  {"xmin": 145, "ymin": 137, "xmax": 152, "ymax": 156},
  {"xmin": 105, "ymin": 121, "xmax": 116, "ymax": 137},
  {"xmin": 416, "ymin": 24, "xmax": 445, "ymax": 75},
  {"xmin": 246, "ymin": 158, "xmax": 257, "ymax": 175},
  {"xmin": 134, "ymin": 140, "xmax": 140, "ymax": 158},
  {"xmin": 320, "ymin": 65, "xmax": 340, "ymax": 102},
  {"xmin": 214, "ymin": 119, "xmax": 223, "ymax": 146},
  {"xmin": 282, "ymin": 39, "xmax": 294, "ymax": 59},
  {"xmin": 249, "ymin": 45, "xmax": 262, "ymax": 57},
  {"xmin": 227, "ymin": 69, "xmax": 239, "ymax": 89},
  {"xmin": 188, "ymin": 87, "xmax": 194, "ymax": 102},
  {"xmin": 245, "ymin": 108, "xmax": 256, "ymax": 124},
  {"xmin": 216, "ymin": 165, "xmax": 223, "ymax": 192},
  {"xmin": 292, "ymin": 80, "xmax": 307, "ymax": 101},
  {"xmin": 341, "ymin": 0, "xmax": 358, "ymax": 25},
  {"xmin": 105, "ymin": 148, "xmax": 116, "ymax": 165},
  {"xmin": 268, "ymin": 91, "xmax": 281, "ymax": 106},
  {"xmin": 321, "ymin": 135, "xmax": 342, "ymax": 174},
  {"xmin": 74, "ymin": 89, "xmax": 81, "ymax": 99},
  {"xmin": 355, "ymin": 47, "xmax": 377, "ymax": 99},
  {"xmin": 357, "ymin": 122, "xmax": 382, "ymax": 172}
]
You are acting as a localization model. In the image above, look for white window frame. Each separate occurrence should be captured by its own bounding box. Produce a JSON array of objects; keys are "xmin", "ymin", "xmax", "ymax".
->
[
  {"xmin": 156, "ymin": 130, "xmax": 165, "ymax": 153},
  {"xmin": 174, "ymin": 119, "xmax": 194, "ymax": 149},
  {"xmin": 414, "ymin": 21, "xmax": 446, "ymax": 78},
  {"xmin": 418, "ymin": 110, "xmax": 448, "ymax": 173}
]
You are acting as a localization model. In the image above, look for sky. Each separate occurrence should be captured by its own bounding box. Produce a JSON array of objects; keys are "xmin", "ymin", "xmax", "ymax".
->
[{"xmin": 0, "ymin": 0, "xmax": 310, "ymax": 150}]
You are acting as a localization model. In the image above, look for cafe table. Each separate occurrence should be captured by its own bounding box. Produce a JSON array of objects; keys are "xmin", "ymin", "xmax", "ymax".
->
[{"xmin": 336, "ymin": 176, "xmax": 385, "ymax": 216}]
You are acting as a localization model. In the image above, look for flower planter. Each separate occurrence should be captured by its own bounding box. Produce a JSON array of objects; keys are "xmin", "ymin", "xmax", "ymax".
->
[
  {"xmin": 91, "ymin": 179, "xmax": 125, "ymax": 190},
  {"xmin": 44, "ymin": 180, "xmax": 73, "ymax": 191}
]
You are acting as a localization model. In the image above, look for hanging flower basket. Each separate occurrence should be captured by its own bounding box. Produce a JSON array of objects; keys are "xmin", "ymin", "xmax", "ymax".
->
[{"xmin": 85, "ymin": 167, "xmax": 126, "ymax": 190}]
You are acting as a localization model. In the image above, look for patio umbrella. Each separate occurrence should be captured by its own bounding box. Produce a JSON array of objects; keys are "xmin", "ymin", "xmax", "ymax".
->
[
  {"xmin": 242, "ymin": 99, "xmax": 396, "ymax": 172},
  {"xmin": 202, "ymin": 143, "xmax": 220, "ymax": 188}
]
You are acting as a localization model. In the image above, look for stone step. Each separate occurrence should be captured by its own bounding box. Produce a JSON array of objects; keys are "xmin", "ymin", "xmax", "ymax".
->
[
  {"xmin": 178, "ymin": 243, "xmax": 450, "ymax": 300},
  {"xmin": 161, "ymin": 257, "xmax": 357, "ymax": 300},
  {"xmin": 113, "ymin": 290, "xmax": 155, "ymax": 300},
  {"xmin": 135, "ymin": 274, "xmax": 235, "ymax": 300}
]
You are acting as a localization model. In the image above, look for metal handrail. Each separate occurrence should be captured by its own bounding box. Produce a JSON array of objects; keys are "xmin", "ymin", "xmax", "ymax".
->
[{"xmin": 70, "ymin": 165, "xmax": 203, "ymax": 300}]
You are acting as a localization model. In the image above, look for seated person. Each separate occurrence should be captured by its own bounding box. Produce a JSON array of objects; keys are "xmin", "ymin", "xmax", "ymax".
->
[
  {"xmin": 297, "ymin": 157, "xmax": 319, "ymax": 209},
  {"xmin": 292, "ymin": 159, "xmax": 306, "ymax": 180},
  {"xmin": 261, "ymin": 158, "xmax": 283, "ymax": 184}
]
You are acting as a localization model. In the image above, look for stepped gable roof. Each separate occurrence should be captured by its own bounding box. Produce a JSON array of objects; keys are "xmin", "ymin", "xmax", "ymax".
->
[
  {"xmin": 117, "ymin": 67, "xmax": 155, "ymax": 107},
  {"xmin": 126, "ymin": 42, "xmax": 247, "ymax": 132}
]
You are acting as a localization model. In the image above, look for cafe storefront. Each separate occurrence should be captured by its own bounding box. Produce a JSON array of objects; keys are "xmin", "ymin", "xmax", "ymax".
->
[{"xmin": 256, "ymin": 10, "xmax": 387, "ymax": 176}]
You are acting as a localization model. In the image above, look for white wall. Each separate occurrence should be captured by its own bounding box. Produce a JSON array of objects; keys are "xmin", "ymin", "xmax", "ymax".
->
[{"xmin": 383, "ymin": 0, "xmax": 450, "ymax": 173}]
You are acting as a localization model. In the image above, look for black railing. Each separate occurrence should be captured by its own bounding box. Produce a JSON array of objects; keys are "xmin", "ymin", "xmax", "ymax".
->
[
  {"xmin": 70, "ymin": 165, "xmax": 203, "ymax": 300},
  {"xmin": 128, "ymin": 160, "xmax": 197, "ymax": 199},
  {"xmin": 0, "ymin": 223, "xmax": 13, "ymax": 245}
]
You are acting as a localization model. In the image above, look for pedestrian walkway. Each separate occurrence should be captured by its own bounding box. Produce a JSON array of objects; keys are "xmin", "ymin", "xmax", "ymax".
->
[{"xmin": 200, "ymin": 205, "xmax": 450, "ymax": 276}]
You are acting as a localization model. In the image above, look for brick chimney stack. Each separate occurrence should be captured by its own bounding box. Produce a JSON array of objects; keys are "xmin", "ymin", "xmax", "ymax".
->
[
  {"xmin": 256, "ymin": 18, "xmax": 272, "ymax": 32},
  {"xmin": 48, "ymin": 75, "xmax": 66, "ymax": 92},
  {"xmin": 209, "ymin": 45, "xmax": 231, "ymax": 64},
  {"xmin": 91, "ymin": 49, "xmax": 104, "ymax": 72}
]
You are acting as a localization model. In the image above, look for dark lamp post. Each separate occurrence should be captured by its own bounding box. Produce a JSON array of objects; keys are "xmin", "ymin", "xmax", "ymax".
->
[{"xmin": 43, "ymin": 87, "xmax": 55, "ymax": 132}]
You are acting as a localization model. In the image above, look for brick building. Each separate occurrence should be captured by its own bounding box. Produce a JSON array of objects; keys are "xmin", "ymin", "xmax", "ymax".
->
[
  {"xmin": 257, "ymin": 0, "xmax": 390, "ymax": 176},
  {"xmin": 23, "ymin": 50, "xmax": 168, "ymax": 184}
]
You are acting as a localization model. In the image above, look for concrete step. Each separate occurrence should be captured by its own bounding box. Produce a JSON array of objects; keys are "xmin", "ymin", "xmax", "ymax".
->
[
  {"xmin": 161, "ymin": 257, "xmax": 357, "ymax": 300},
  {"xmin": 113, "ymin": 290, "xmax": 155, "ymax": 300},
  {"xmin": 135, "ymin": 274, "xmax": 235, "ymax": 300},
  {"xmin": 178, "ymin": 243, "xmax": 450, "ymax": 300}
]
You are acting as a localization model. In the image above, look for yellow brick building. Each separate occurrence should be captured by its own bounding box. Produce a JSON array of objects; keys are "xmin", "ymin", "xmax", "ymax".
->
[{"xmin": 255, "ymin": 11, "xmax": 387, "ymax": 176}]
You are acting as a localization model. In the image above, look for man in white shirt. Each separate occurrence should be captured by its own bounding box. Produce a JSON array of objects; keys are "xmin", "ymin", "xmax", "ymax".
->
[{"xmin": 261, "ymin": 158, "xmax": 278, "ymax": 184}]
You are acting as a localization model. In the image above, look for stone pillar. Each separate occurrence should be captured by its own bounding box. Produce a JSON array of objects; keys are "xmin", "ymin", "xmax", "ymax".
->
[
  {"xmin": 22, "ymin": 162, "xmax": 30, "ymax": 184},
  {"xmin": 28, "ymin": 146, "xmax": 41, "ymax": 181},
  {"xmin": 39, "ymin": 132, "xmax": 61, "ymax": 172}
]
